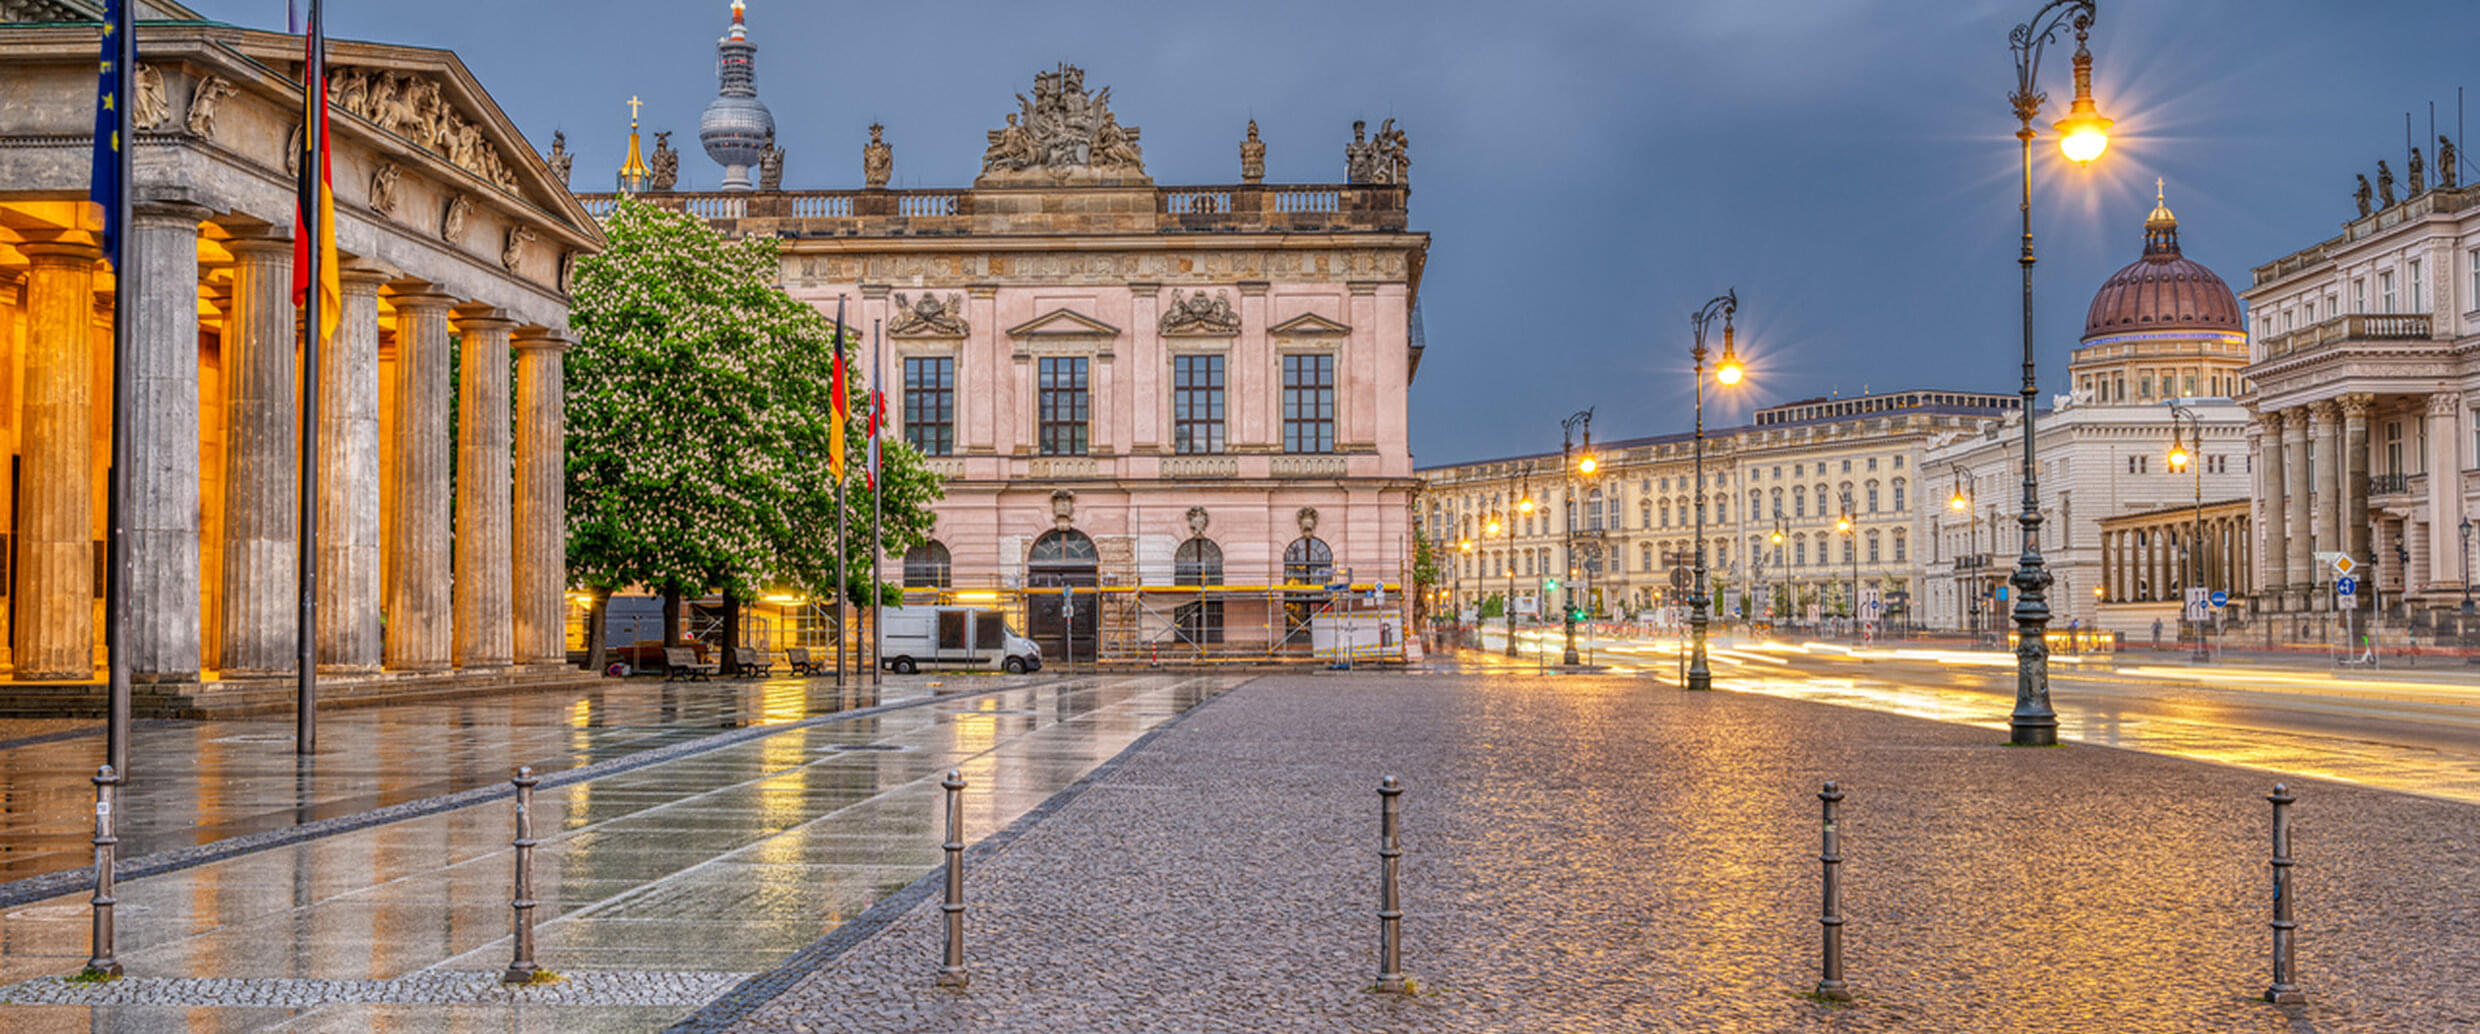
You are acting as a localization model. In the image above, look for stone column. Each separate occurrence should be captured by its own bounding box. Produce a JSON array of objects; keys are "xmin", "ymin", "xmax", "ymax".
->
[
  {"xmin": 217, "ymin": 237, "xmax": 298, "ymax": 676},
  {"xmin": 511, "ymin": 328, "xmax": 568, "ymax": 665},
  {"xmin": 453, "ymin": 308, "xmax": 515, "ymax": 669},
  {"xmin": 2340, "ymin": 394, "xmax": 2373, "ymax": 569},
  {"xmin": 2282, "ymin": 409, "xmax": 2313, "ymax": 609},
  {"xmin": 316, "ymin": 268, "xmax": 387, "ymax": 671},
  {"xmin": 385, "ymin": 288, "xmax": 455, "ymax": 670},
  {"xmin": 2426, "ymin": 392, "xmax": 2466, "ymax": 598},
  {"xmin": 2258, "ymin": 411, "xmax": 2287, "ymax": 609},
  {"xmin": 13, "ymin": 241, "xmax": 100, "ymax": 679},
  {"xmin": 2309, "ymin": 400, "xmax": 2341, "ymax": 609},
  {"xmin": 126, "ymin": 203, "xmax": 211, "ymax": 682}
]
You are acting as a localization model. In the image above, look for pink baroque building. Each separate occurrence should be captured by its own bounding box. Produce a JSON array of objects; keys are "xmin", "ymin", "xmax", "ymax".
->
[{"xmin": 581, "ymin": 32, "xmax": 1427, "ymax": 661}]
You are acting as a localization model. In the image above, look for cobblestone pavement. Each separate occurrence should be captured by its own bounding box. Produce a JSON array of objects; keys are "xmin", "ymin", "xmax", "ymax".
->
[
  {"xmin": 0, "ymin": 674, "xmax": 1244, "ymax": 1032},
  {"xmin": 724, "ymin": 672, "xmax": 2480, "ymax": 1033},
  {"xmin": 0, "ymin": 673, "xmax": 940, "ymax": 879}
]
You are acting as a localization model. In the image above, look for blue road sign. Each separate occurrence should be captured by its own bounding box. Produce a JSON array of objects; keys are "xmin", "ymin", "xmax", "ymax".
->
[
  {"xmin": 2209, "ymin": 590, "xmax": 2229, "ymax": 608},
  {"xmin": 2336, "ymin": 576, "xmax": 2357, "ymax": 597}
]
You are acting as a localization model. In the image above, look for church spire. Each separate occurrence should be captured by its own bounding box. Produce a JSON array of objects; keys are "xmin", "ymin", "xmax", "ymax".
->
[
  {"xmin": 617, "ymin": 95, "xmax": 651, "ymax": 193},
  {"xmin": 2143, "ymin": 177, "xmax": 2181, "ymax": 257}
]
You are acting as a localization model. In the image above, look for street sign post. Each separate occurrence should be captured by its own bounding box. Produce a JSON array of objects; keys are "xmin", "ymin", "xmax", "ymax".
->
[
  {"xmin": 2209, "ymin": 590, "xmax": 2229, "ymax": 609},
  {"xmin": 2336, "ymin": 576, "xmax": 2356, "ymax": 597}
]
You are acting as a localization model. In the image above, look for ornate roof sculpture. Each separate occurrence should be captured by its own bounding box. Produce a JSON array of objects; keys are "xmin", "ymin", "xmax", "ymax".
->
[
  {"xmin": 977, "ymin": 64, "xmax": 1147, "ymax": 186},
  {"xmin": 327, "ymin": 64, "xmax": 519, "ymax": 191},
  {"xmin": 2082, "ymin": 180, "xmax": 2242, "ymax": 339},
  {"xmin": 699, "ymin": 0, "xmax": 774, "ymax": 190}
]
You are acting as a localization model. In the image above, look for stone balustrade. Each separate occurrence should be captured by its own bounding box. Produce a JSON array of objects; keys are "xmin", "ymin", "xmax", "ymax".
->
[
  {"xmin": 577, "ymin": 183, "xmax": 1410, "ymax": 238},
  {"xmin": 2259, "ymin": 313, "xmax": 2433, "ymax": 359}
]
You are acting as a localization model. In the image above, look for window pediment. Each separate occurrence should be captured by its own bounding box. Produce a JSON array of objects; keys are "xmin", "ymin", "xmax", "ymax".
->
[
  {"xmin": 1007, "ymin": 307, "xmax": 1122, "ymax": 341},
  {"xmin": 1268, "ymin": 312, "xmax": 1351, "ymax": 336}
]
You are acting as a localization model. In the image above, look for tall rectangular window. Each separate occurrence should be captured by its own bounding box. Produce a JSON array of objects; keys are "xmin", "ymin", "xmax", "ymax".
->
[
  {"xmin": 1281, "ymin": 353, "xmax": 1335, "ymax": 454},
  {"xmin": 1171, "ymin": 355, "xmax": 1225, "ymax": 454},
  {"xmin": 2381, "ymin": 270, "xmax": 2397, "ymax": 313},
  {"xmin": 2469, "ymin": 248, "xmax": 2480, "ymax": 310},
  {"xmin": 2410, "ymin": 258, "xmax": 2425, "ymax": 311},
  {"xmin": 1037, "ymin": 356, "xmax": 1089, "ymax": 456},
  {"xmin": 901, "ymin": 356, "xmax": 955, "ymax": 457}
]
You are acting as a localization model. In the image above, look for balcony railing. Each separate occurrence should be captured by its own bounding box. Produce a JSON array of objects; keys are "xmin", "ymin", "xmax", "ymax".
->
[
  {"xmin": 2368, "ymin": 472, "xmax": 2411, "ymax": 496},
  {"xmin": 572, "ymin": 183, "xmax": 1410, "ymax": 235},
  {"xmin": 2258, "ymin": 313, "xmax": 2433, "ymax": 360}
]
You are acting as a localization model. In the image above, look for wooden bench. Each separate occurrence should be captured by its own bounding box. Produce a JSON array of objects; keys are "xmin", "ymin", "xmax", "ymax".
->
[
  {"xmin": 664, "ymin": 646, "xmax": 718, "ymax": 681},
  {"xmin": 786, "ymin": 647, "xmax": 824, "ymax": 677},
  {"xmin": 735, "ymin": 646, "xmax": 776, "ymax": 677}
]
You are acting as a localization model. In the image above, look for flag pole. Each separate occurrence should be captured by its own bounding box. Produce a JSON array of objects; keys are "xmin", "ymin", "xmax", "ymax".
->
[
  {"xmin": 831, "ymin": 297, "xmax": 848, "ymax": 692},
  {"xmin": 295, "ymin": 0, "xmax": 323, "ymax": 755},
  {"xmin": 870, "ymin": 319, "xmax": 884, "ymax": 692},
  {"xmin": 104, "ymin": 0, "xmax": 136, "ymax": 781}
]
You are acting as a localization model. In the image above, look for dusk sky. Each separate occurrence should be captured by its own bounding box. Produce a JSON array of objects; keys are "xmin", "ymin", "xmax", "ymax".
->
[{"xmin": 192, "ymin": 0, "xmax": 2480, "ymax": 466}]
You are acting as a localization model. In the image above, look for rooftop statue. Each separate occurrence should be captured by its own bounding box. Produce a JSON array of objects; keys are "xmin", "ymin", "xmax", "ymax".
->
[
  {"xmin": 2355, "ymin": 174, "xmax": 2372, "ymax": 217},
  {"xmin": 650, "ymin": 131, "xmax": 679, "ymax": 191},
  {"xmin": 1239, "ymin": 120, "xmax": 1265, "ymax": 184},
  {"xmin": 2442, "ymin": 136, "xmax": 2461, "ymax": 189},
  {"xmin": 979, "ymin": 64, "xmax": 1146, "ymax": 182},
  {"xmin": 864, "ymin": 123, "xmax": 893, "ymax": 188},
  {"xmin": 2376, "ymin": 160, "xmax": 2395, "ymax": 207},
  {"xmin": 2409, "ymin": 144, "xmax": 2426, "ymax": 195}
]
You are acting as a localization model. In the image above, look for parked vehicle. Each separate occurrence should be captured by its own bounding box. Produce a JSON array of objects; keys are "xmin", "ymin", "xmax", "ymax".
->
[{"xmin": 879, "ymin": 606, "xmax": 1043, "ymax": 674}]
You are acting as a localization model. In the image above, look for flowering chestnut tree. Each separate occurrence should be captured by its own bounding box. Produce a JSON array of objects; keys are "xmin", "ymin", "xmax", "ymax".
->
[{"xmin": 566, "ymin": 197, "xmax": 942, "ymax": 669}]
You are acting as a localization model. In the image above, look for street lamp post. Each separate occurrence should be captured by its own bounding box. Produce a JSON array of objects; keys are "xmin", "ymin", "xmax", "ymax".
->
[
  {"xmin": 2002, "ymin": 0, "xmax": 2109, "ymax": 746},
  {"xmin": 1457, "ymin": 536, "xmax": 1475, "ymax": 649},
  {"xmin": 2167, "ymin": 402, "xmax": 2209, "ymax": 661},
  {"xmin": 1949, "ymin": 463, "xmax": 1978, "ymax": 640},
  {"xmin": 1560, "ymin": 411, "xmax": 1595, "ymax": 667},
  {"xmin": 1837, "ymin": 502, "xmax": 1859, "ymax": 639},
  {"xmin": 1769, "ymin": 520, "xmax": 1788, "ymax": 628},
  {"xmin": 1687, "ymin": 290, "xmax": 1743, "ymax": 690}
]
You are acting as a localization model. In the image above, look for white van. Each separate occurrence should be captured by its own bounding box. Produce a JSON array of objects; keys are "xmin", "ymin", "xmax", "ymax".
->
[{"xmin": 879, "ymin": 605, "xmax": 1044, "ymax": 674}]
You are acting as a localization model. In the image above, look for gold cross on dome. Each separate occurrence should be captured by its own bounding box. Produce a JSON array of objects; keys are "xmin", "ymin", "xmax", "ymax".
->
[{"xmin": 628, "ymin": 95, "xmax": 643, "ymax": 123}]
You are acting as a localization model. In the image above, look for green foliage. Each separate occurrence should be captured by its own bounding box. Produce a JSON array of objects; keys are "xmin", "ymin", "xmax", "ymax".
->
[
  {"xmin": 1478, "ymin": 592, "xmax": 1505, "ymax": 619},
  {"xmin": 565, "ymin": 197, "xmax": 943, "ymax": 604}
]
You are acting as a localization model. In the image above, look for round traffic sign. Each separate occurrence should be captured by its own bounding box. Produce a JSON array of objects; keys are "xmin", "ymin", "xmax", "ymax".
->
[
  {"xmin": 2208, "ymin": 590, "xmax": 2229, "ymax": 608},
  {"xmin": 2335, "ymin": 576, "xmax": 2357, "ymax": 596},
  {"xmin": 1669, "ymin": 566, "xmax": 1691, "ymax": 591}
]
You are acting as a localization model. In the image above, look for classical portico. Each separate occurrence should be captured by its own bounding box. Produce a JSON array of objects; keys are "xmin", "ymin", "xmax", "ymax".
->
[{"xmin": 0, "ymin": 5, "xmax": 598, "ymax": 702}]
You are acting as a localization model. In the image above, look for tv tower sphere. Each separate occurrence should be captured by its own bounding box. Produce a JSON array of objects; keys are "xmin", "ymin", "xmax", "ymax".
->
[{"xmin": 698, "ymin": 0, "xmax": 774, "ymax": 190}]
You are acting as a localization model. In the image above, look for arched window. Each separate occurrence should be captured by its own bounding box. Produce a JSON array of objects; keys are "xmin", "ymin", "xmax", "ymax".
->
[
  {"xmin": 903, "ymin": 540, "xmax": 952, "ymax": 588},
  {"xmin": 1793, "ymin": 486, "xmax": 1806, "ymax": 517},
  {"xmin": 1173, "ymin": 538, "xmax": 1224, "ymax": 644},
  {"xmin": 1587, "ymin": 489, "xmax": 1605, "ymax": 532},
  {"xmin": 1867, "ymin": 529, "xmax": 1882, "ymax": 563},
  {"xmin": 1640, "ymin": 500, "xmax": 1652, "ymax": 530},
  {"xmin": 1866, "ymin": 480, "xmax": 1881, "ymax": 513},
  {"xmin": 1029, "ymin": 529, "xmax": 1100, "ymax": 660},
  {"xmin": 1794, "ymin": 535, "xmax": 1808, "ymax": 567},
  {"xmin": 1283, "ymin": 536, "xmax": 1333, "ymax": 585},
  {"xmin": 1892, "ymin": 478, "xmax": 1907, "ymax": 511},
  {"xmin": 1842, "ymin": 536, "xmax": 1855, "ymax": 564},
  {"xmin": 1892, "ymin": 528, "xmax": 1908, "ymax": 562},
  {"xmin": 1658, "ymin": 500, "xmax": 1670, "ymax": 528},
  {"xmin": 1640, "ymin": 543, "xmax": 1653, "ymax": 571},
  {"xmin": 1716, "ymin": 497, "xmax": 1727, "ymax": 522},
  {"xmin": 1771, "ymin": 487, "xmax": 1783, "ymax": 517}
]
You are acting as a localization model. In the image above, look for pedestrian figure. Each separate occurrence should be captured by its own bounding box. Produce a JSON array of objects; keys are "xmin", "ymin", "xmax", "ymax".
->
[{"xmin": 2153, "ymin": 617, "xmax": 2164, "ymax": 648}]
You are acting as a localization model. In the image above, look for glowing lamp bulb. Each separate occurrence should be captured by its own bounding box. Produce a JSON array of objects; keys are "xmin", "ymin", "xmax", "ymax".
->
[
  {"xmin": 1836, "ymin": 517, "xmax": 1852, "ymax": 533},
  {"xmin": 1485, "ymin": 520, "xmax": 1501, "ymax": 536},
  {"xmin": 2167, "ymin": 446, "xmax": 2190, "ymax": 470},
  {"xmin": 1578, "ymin": 456, "xmax": 1597, "ymax": 475},
  {"xmin": 1716, "ymin": 360, "xmax": 1744, "ymax": 386},
  {"xmin": 1949, "ymin": 493, "xmax": 1968, "ymax": 511},
  {"xmin": 1519, "ymin": 497, "xmax": 1535, "ymax": 514}
]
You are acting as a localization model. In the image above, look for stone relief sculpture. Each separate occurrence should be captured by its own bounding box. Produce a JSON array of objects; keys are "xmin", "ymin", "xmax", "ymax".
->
[
  {"xmin": 132, "ymin": 64, "xmax": 168, "ymax": 130},
  {"xmin": 369, "ymin": 162, "xmax": 401, "ymax": 215},
  {"xmin": 441, "ymin": 194, "xmax": 471, "ymax": 242},
  {"xmin": 649, "ymin": 131, "xmax": 680, "ymax": 191},
  {"xmin": 1380, "ymin": 119, "xmax": 1409, "ymax": 186},
  {"xmin": 2355, "ymin": 175, "xmax": 2373, "ymax": 217},
  {"xmin": 1159, "ymin": 289, "xmax": 1240, "ymax": 334},
  {"xmin": 2377, "ymin": 160, "xmax": 2396, "ymax": 207},
  {"xmin": 284, "ymin": 124, "xmax": 303, "ymax": 176},
  {"xmin": 889, "ymin": 292, "xmax": 970, "ymax": 336},
  {"xmin": 501, "ymin": 226, "xmax": 534, "ymax": 272},
  {"xmin": 2408, "ymin": 144, "xmax": 2426, "ymax": 195},
  {"xmin": 863, "ymin": 123, "xmax": 893, "ymax": 188},
  {"xmin": 185, "ymin": 75, "xmax": 236, "ymax": 138},
  {"xmin": 2442, "ymin": 136, "xmax": 2462, "ymax": 189},
  {"xmin": 758, "ymin": 129, "xmax": 785, "ymax": 191},
  {"xmin": 544, "ymin": 130, "xmax": 572, "ymax": 187},
  {"xmin": 1186, "ymin": 506, "xmax": 1210, "ymax": 536},
  {"xmin": 557, "ymin": 251, "xmax": 575, "ymax": 293},
  {"xmin": 979, "ymin": 64, "xmax": 1144, "ymax": 175},
  {"xmin": 1296, "ymin": 506, "xmax": 1319, "ymax": 536},
  {"xmin": 325, "ymin": 66, "xmax": 519, "ymax": 191},
  {"xmin": 1051, "ymin": 489, "xmax": 1077, "ymax": 529},
  {"xmin": 1239, "ymin": 120, "xmax": 1264, "ymax": 184}
]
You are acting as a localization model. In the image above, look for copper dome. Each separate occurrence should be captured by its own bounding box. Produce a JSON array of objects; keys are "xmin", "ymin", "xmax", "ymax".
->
[{"xmin": 2081, "ymin": 183, "xmax": 2242, "ymax": 339}]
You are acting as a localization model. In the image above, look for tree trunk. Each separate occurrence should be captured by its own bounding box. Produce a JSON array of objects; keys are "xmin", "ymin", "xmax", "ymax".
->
[
  {"xmin": 661, "ymin": 585, "xmax": 682, "ymax": 648},
  {"xmin": 583, "ymin": 587, "xmax": 613, "ymax": 674},
  {"xmin": 720, "ymin": 594, "xmax": 742, "ymax": 675}
]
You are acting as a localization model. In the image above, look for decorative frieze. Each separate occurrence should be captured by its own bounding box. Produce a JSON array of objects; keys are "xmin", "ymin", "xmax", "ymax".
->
[{"xmin": 326, "ymin": 65, "xmax": 519, "ymax": 192}]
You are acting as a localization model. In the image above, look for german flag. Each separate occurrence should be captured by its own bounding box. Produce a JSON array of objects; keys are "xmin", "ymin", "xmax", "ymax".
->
[
  {"xmin": 828, "ymin": 296, "xmax": 848, "ymax": 481},
  {"xmin": 291, "ymin": 0, "xmax": 338, "ymax": 344}
]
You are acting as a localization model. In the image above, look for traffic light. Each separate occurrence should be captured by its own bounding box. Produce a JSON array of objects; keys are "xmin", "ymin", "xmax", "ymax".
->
[{"xmin": 1544, "ymin": 578, "xmax": 1560, "ymax": 591}]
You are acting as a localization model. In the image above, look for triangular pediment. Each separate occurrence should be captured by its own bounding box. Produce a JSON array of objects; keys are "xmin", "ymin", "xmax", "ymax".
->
[
  {"xmin": 1269, "ymin": 312, "xmax": 1351, "ymax": 336},
  {"xmin": 1007, "ymin": 308, "xmax": 1122, "ymax": 339}
]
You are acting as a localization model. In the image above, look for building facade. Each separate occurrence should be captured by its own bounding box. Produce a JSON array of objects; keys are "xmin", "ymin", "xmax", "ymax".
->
[
  {"xmin": 1419, "ymin": 390, "xmax": 2018, "ymax": 627},
  {"xmin": 582, "ymin": 17, "xmax": 1426, "ymax": 661},
  {"xmin": 1924, "ymin": 187, "xmax": 2254, "ymax": 634},
  {"xmin": 2242, "ymin": 158, "xmax": 2479, "ymax": 623},
  {"xmin": 0, "ymin": 2, "xmax": 594, "ymax": 699}
]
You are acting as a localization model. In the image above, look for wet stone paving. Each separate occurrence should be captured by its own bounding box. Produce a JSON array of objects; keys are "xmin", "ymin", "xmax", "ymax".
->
[
  {"xmin": 0, "ymin": 673, "xmax": 1242, "ymax": 1032},
  {"xmin": 715, "ymin": 672, "xmax": 2480, "ymax": 1033}
]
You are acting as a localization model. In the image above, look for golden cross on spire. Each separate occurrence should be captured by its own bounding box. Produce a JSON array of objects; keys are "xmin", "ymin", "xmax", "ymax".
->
[
  {"xmin": 628, "ymin": 95, "xmax": 643, "ymax": 125},
  {"xmin": 2155, "ymin": 176, "xmax": 2165, "ymax": 201}
]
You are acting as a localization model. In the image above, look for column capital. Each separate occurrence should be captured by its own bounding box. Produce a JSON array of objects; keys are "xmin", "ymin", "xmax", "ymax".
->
[
  {"xmin": 223, "ymin": 235, "xmax": 291, "ymax": 260},
  {"xmin": 512, "ymin": 328, "xmax": 571, "ymax": 353},
  {"xmin": 859, "ymin": 283, "xmax": 892, "ymax": 299},
  {"xmin": 339, "ymin": 264, "xmax": 390, "ymax": 292},
  {"xmin": 450, "ymin": 305, "xmax": 517, "ymax": 333},
  {"xmin": 385, "ymin": 281, "xmax": 457, "ymax": 314},
  {"xmin": 132, "ymin": 199, "xmax": 213, "ymax": 226},
  {"xmin": 20, "ymin": 238, "xmax": 101, "ymax": 264},
  {"xmin": 2339, "ymin": 393, "xmax": 2376, "ymax": 419},
  {"xmin": 1237, "ymin": 280, "xmax": 1271, "ymax": 296},
  {"xmin": 966, "ymin": 283, "xmax": 1000, "ymax": 299},
  {"xmin": 2427, "ymin": 391, "xmax": 2464, "ymax": 416},
  {"xmin": 2306, "ymin": 398, "xmax": 2340, "ymax": 424}
]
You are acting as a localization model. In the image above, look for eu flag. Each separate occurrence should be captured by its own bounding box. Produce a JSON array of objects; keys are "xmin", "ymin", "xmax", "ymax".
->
[{"xmin": 88, "ymin": 0, "xmax": 125, "ymax": 266}]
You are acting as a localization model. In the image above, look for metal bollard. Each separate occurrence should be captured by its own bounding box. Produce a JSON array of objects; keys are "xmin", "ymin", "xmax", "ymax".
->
[
  {"xmin": 1375, "ymin": 775, "xmax": 1407, "ymax": 994},
  {"xmin": 2263, "ymin": 784, "xmax": 2304, "ymax": 1005},
  {"xmin": 85, "ymin": 765, "xmax": 122, "ymax": 979},
  {"xmin": 1814, "ymin": 781, "xmax": 1849, "ymax": 1001},
  {"xmin": 936, "ymin": 769, "xmax": 969, "ymax": 988},
  {"xmin": 502, "ymin": 766, "xmax": 541, "ymax": 985}
]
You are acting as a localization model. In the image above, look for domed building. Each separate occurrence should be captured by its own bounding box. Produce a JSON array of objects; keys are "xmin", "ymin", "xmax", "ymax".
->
[{"xmin": 1926, "ymin": 183, "xmax": 2257, "ymax": 638}]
